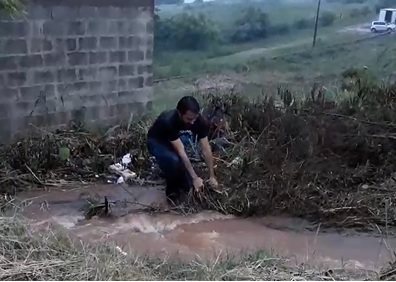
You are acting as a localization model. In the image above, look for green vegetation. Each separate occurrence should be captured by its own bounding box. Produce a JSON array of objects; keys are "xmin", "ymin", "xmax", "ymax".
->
[
  {"xmin": 154, "ymin": 0, "xmax": 375, "ymax": 53},
  {"xmin": 154, "ymin": 12, "xmax": 220, "ymax": 51},
  {"xmin": 152, "ymin": 33, "xmax": 396, "ymax": 109},
  {"xmin": 153, "ymin": 0, "xmax": 378, "ymax": 77},
  {"xmin": 375, "ymin": 0, "xmax": 396, "ymax": 12},
  {"xmin": 247, "ymin": 34, "xmax": 396, "ymax": 82},
  {"xmin": 0, "ymin": 0, "xmax": 22, "ymax": 14},
  {"xmin": 151, "ymin": 0, "xmax": 395, "ymax": 109},
  {"xmin": 155, "ymin": 0, "xmax": 183, "ymax": 5}
]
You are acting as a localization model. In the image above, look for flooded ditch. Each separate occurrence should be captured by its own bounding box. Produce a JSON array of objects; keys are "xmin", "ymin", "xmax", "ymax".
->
[{"xmin": 15, "ymin": 183, "xmax": 396, "ymax": 271}]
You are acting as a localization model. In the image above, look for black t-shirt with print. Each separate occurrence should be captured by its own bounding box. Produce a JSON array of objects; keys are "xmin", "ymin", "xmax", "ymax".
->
[{"xmin": 147, "ymin": 109, "xmax": 209, "ymax": 143}]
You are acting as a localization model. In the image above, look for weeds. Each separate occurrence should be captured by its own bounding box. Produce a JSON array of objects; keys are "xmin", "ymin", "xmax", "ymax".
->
[{"xmin": 1, "ymin": 81, "xmax": 396, "ymax": 230}]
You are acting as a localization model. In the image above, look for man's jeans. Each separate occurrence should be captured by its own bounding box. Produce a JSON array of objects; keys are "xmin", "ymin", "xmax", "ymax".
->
[{"xmin": 147, "ymin": 135, "xmax": 198, "ymax": 201}]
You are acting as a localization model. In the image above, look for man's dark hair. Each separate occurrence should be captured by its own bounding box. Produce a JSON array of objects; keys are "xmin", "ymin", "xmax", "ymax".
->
[{"xmin": 176, "ymin": 96, "xmax": 200, "ymax": 115}]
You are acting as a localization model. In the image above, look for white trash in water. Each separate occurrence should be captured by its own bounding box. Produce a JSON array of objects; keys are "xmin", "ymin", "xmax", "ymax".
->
[
  {"xmin": 108, "ymin": 161, "xmax": 137, "ymax": 184},
  {"xmin": 109, "ymin": 163, "xmax": 124, "ymax": 172},
  {"xmin": 117, "ymin": 176, "xmax": 125, "ymax": 184},
  {"xmin": 122, "ymin": 153, "xmax": 132, "ymax": 167}
]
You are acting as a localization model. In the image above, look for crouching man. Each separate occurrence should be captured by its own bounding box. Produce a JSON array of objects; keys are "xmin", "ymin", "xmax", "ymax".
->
[{"xmin": 147, "ymin": 96, "xmax": 219, "ymax": 205}]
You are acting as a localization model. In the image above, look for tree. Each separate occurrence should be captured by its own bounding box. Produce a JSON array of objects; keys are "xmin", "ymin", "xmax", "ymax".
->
[
  {"xmin": 231, "ymin": 7, "xmax": 270, "ymax": 43},
  {"xmin": 154, "ymin": 0, "xmax": 183, "ymax": 6},
  {"xmin": 154, "ymin": 12, "xmax": 220, "ymax": 51},
  {"xmin": 319, "ymin": 11, "xmax": 336, "ymax": 27},
  {"xmin": 295, "ymin": 18, "xmax": 315, "ymax": 30},
  {"xmin": 0, "ymin": 0, "xmax": 22, "ymax": 14},
  {"xmin": 171, "ymin": 13, "xmax": 220, "ymax": 49},
  {"xmin": 375, "ymin": 0, "xmax": 395, "ymax": 13}
]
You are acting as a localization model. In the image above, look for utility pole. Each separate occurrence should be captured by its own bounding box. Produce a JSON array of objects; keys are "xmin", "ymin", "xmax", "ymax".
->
[{"xmin": 312, "ymin": 0, "xmax": 321, "ymax": 48}]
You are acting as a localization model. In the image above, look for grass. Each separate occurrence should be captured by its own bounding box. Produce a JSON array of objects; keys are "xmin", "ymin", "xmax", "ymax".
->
[
  {"xmin": 245, "ymin": 32, "xmax": 396, "ymax": 85},
  {"xmin": 151, "ymin": 0, "xmax": 391, "ymax": 102},
  {"xmin": 152, "ymin": 21, "xmax": 396, "ymax": 114},
  {"xmin": 158, "ymin": 0, "xmax": 373, "ymax": 26},
  {"xmin": 0, "ymin": 207, "xmax": 382, "ymax": 281},
  {"xmin": 153, "ymin": 25, "xmax": 379, "ymax": 78},
  {"xmin": 153, "ymin": 28, "xmax": 342, "ymax": 75},
  {"xmin": 151, "ymin": 32, "xmax": 396, "ymax": 113},
  {"xmin": 154, "ymin": 0, "xmax": 377, "ymax": 79}
]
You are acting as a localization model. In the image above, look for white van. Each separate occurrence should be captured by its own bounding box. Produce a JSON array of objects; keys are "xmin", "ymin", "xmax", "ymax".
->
[{"xmin": 370, "ymin": 21, "xmax": 395, "ymax": 33}]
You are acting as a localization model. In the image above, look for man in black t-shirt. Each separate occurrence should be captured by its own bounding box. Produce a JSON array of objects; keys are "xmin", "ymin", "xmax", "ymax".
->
[{"xmin": 147, "ymin": 96, "xmax": 219, "ymax": 204}]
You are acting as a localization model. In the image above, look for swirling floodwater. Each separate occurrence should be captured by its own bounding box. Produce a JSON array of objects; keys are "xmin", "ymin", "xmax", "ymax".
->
[{"xmin": 16, "ymin": 183, "xmax": 396, "ymax": 271}]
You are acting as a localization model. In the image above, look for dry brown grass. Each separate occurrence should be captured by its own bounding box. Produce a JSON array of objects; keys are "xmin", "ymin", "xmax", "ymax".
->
[{"xmin": 190, "ymin": 84, "xmax": 396, "ymax": 231}]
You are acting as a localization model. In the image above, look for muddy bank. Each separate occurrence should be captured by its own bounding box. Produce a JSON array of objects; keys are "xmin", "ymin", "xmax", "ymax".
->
[{"xmin": 16, "ymin": 184, "xmax": 396, "ymax": 271}]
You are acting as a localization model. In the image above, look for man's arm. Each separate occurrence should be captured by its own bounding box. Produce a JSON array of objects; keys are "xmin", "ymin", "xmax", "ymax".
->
[
  {"xmin": 199, "ymin": 137, "xmax": 215, "ymax": 178},
  {"xmin": 170, "ymin": 139, "xmax": 199, "ymax": 180}
]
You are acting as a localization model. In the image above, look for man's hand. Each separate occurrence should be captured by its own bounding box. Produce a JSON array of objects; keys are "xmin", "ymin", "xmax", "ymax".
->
[
  {"xmin": 208, "ymin": 176, "xmax": 222, "ymax": 193},
  {"xmin": 193, "ymin": 176, "xmax": 204, "ymax": 192},
  {"xmin": 208, "ymin": 176, "xmax": 218, "ymax": 189}
]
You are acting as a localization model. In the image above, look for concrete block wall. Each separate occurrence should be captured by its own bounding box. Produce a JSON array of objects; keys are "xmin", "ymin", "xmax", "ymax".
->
[{"xmin": 0, "ymin": 0, "xmax": 154, "ymax": 142}]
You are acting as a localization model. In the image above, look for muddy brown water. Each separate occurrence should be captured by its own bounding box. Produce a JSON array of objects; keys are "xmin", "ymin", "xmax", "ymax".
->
[{"xmin": 15, "ymin": 184, "xmax": 396, "ymax": 271}]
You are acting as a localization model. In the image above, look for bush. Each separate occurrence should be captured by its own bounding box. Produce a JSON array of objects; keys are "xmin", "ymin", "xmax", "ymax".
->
[
  {"xmin": 271, "ymin": 23, "xmax": 291, "ymax": 36},
  {"xmin": 294, "ymin": 18, "xmax": 315, "ymax": 30},
  {"xmin": 360, "ymin": 6, "xmax": 372, "ymax": 16},
  {"xmin": 375, "ymin": 0, "xmax": 395, "ymax": 13},
  {"xmin": 349, "ymin": 8, "xmax": 359, "ymax": 18},
  {"xmin": 230, "ymin": 7, "xmax": 270, "ymax": 43},
  {"xmin": 0, "ymin": 0, "xmax": 23, "ymax": 14},
  {"xmin": 155, "ymin": 12, "xmax": 220, "ymax": 51},
  {"xmin": 327, "ymin": 0, "xmax": 367, "ymax": 3},
  {"xmin": 349, "ymin": 6, "xmax": 372, "ymax": 18},
  {"xmin": 154, "ymin": 0, "xmax": 183, "ymax": 5},
  {"xmin": 320, "ymin": 11, "xmax": 336, "ymax": 27}
]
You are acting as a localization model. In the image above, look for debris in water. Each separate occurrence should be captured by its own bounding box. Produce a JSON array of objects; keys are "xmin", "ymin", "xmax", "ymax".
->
[
  {"xmin": 106, "ymin": 175, "xmax": 119, "ymax": 184},
  {"xmin": 122, "ymin": 153, "xmax": 132, "ymax": 167},
  {"xmin": 84, "ymin": 196, "xmax": 110, "ymax": 220},
  {"xmin": 108, "ymin": 163, "xmax": 124, "ymax": 173},
  {"xmin": 108, "ymin": 163, "xmax": 137, "ymax": 184},
  {"xmin": 117, "ymin": 176, "xmax": 124, "ymax": 184}
]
